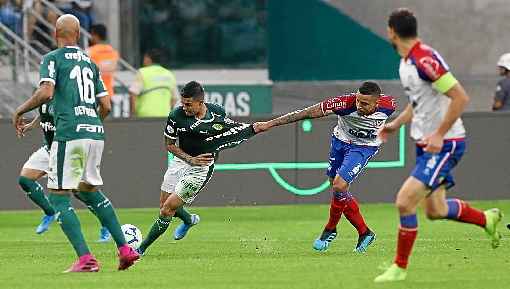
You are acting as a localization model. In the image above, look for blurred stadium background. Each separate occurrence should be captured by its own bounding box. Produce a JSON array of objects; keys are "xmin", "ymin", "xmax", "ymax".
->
[
  {"xmin": 1, "ymin": 0, "xmax": 509, "ymax": 207},
  {"xmin": 1, "ymin": 1, "xmax": 510, "ymax": 288}
]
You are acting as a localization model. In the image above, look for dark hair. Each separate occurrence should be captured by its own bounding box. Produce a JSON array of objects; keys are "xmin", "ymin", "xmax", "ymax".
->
[
  {"xmin": 90, "ymin": 24, "xmax": 107, "ymax": 40},
  {"xmin": 145, "ymin": 48, "xmax": 164, "ymax": 64},
  {"xmin": 388, "ymin": 8, "xmax": 417, "ymax": 38},
  {"xmin": 181, "ymin": 81, "xmax": 205, "ymax": 100},
  {"xmin": 358, "ymin": 81, "xmax": 382, "ymax": 96}
]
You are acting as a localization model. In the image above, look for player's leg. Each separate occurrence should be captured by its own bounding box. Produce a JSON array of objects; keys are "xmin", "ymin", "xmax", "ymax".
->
[
  {"xmin": 72, "ymin": 140, "xmax": 139, "ymax": 270},
  {"xmin": 374, "ymin": 176, "xmax": 427, "ymax": 282},
  {"xmin": 313, "ymin": 138, "xmax": 344, "ymax": 251},
  {"xmin": 164, "ymin": 190, "xmax": 200, "ymax": 240},
  {"xmin": 19, "ymin": 146, "xmax": 56, "ymax": 234},
  {"xmin": 422, "ymin": 139, "xmax": 502, "ymax": 248},
  {"xmin": 139, "ymin": 161, "xmax": 213, "ymax": 254},
  {"xmin": 47, "ymin": 140, "xmax": 98, "ymax": 272},
  {"xmin": 425, "ymin": 186, "xmax": 502, "ymax": 248},
  {"xmin": 336, "ymin": 146, "xmax": 378, "ymax": 253},
  {"xmin": 72, "ymin": 191, "xmax": 111, "ymax": 243},
  {"xmin": 173, "ymin": 206, "xmax": 200, "ymax": 240},
  {"xmin": 138, "ymin": 191, "xmax": 184, "ymax": 254}
]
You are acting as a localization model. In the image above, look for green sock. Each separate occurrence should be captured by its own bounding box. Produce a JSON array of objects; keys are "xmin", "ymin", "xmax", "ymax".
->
[
  {"xmin": 174, "ymin": 206, "xmax": 192, "ymax": 224},
  {"xmin": 138, "ymin": 215, "xmax": 172, "ymax": 253},
  {"xmin": 75, "ymin": 191, "xmax": 126, "ymax": 247},
  {"xmin": 18, "ymin": 176, "xmax": 55, "ymax": 216},
  {"xmin": 73, "ymin": 192, "xmax": 109, "ymax": 234},
  {"xmin": 48, "ymin": 194, "xmax": 90, "ymax": 257}
]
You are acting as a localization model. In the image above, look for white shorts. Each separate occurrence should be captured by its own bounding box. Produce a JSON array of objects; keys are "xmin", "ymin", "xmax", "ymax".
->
[
  {"xmin": 48, "ymin": 139, "xmax": 104, "ymax": 190},
  {"xmin": 161, "ymin": 157, "xmax": 214, "ymax": 204},
  {"xmin": 22, "ymin": 146, "xmax": 50, "ymax": 173}
]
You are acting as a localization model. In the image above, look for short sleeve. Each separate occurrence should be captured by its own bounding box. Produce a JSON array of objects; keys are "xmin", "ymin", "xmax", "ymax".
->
[
  {"xmin": 164, "ymin": 110, "xmax": 178, "ymax": 139},
  {"xmin": 94, "ymin": 65, "xmax": 108, "ymax": 98},
  {"xmin": 320, "ymin": 94, "xmax": 356, "ymax": 116},
  {"xmin": 495, "ymin": 82, "xmax": 508, "ymax": 102},
  {"xmin": 39, "ymin": 54, "xmax": 57, "ymax": 86},
  {"xmin": 413, "ymin": 49, "xmax": 458, "ymax": 94},
  {"xmin": 129, "ymin": 72, "xmax": 144, "ymax": 95},
  {"xmin": 376, "ymin": 95, "xmax": 397, "ymax": 117}
]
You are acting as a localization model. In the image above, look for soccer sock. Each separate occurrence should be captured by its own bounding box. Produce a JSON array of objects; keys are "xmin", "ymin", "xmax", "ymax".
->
[
  {"xmin": 48, "ymin": 194, "xmax": 90, "ymax": 257},
  {"xmin": 174, "ymin": 206, "xmax": 192, "ymax": 225},
  {"xmin": 75, "ymin": 191, "xmax": 127, "ymax": 247},
  {"xmin": 18, "ymin": 176, "xmax": 55, "ymax": 216},
  {"xmin": 343, "ymin": 195, "xmax": 369, "ymax": 235},
  {"xmin": 138, "ymin": 215, "xmax": 172, "ymax": 252},
  {"xmin": 446, "ymin": 198, "xmax": 486, "ymax": 227},
  {"xmin": 324, "ymin": 193, "xmax": 346, "ymax": 231},
  {"xmin": 394, "ymin": 214, "xmax": 418, "ymax": 269},
  {"xmin": 73, "ymin": 192, "xmax": 109, "ymax": 233}
]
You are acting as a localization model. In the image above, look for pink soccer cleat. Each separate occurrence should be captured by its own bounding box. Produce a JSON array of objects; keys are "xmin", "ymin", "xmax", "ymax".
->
[
  {"xmin": 118, "ymin": 244, "xmax": 140, "ymax": 270},
  {"xmin": 63, "ymin": 253, "xmax": 100, "ymax": 273}
]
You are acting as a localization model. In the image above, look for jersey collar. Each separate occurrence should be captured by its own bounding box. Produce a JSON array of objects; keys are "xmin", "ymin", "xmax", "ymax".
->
[
  {"xmin": 405, "ymin": 40, "xmax": 421, "ymax": 60},
  {"xmin": 65, "ymin": 46, "xmax": 81, "ymax": 49}
]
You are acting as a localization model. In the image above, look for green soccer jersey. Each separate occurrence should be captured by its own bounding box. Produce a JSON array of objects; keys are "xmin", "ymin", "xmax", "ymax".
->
[
  {"xmin": 39, "ymin": 46, "xmax": 108, "ymax": 141},
  {"xmin": 39, "ymin": 100, "xmax": 55, "ymax": 148},
  {"xmin": 164, "ymin": 103, "xmax": 256, "ymax": 157}
]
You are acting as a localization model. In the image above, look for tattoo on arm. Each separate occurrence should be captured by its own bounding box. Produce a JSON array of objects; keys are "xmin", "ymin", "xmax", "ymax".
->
[
  {"xmin": 165, "ymin": 137, "xmax": 193, "ymax": 163},
  {"xmin": 269, "ymin": 103, "xmax": 324, "ymax": 127},
  {"xmin": 16, "ymin": 84, "xmax": 52, "ymax": 115}
]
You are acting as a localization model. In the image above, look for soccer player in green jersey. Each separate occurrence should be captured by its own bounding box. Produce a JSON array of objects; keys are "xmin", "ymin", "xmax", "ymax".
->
[
  {"xmin": 12, "ymin": 14, "xmax": 139, "ymax": 272},
  {"xmin": 137, "ymin": 81, "xmax": 259, "ymax": 255},
  {"xmin": 17, "ymin": 101, "xmax": 57, "ymax": 234},
  {"xmin": 18, "ymin": 100, "xmax": 112, "ymax": 241}
]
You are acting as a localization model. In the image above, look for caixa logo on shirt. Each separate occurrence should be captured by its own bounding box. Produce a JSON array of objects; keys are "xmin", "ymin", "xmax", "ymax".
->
[
  {"xmin": 75, "ymin": 124, "xmax": 104, "ymax": 133},
  {"xmin": 348, "ymin": 128, "xmax": 377, "ymax": 139}
]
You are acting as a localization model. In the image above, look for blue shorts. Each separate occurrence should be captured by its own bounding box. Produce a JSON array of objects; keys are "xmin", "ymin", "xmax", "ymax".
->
[
  {"xmin": 326, "ymin": 136, "xmax": 379, "ymax": 183},
  {"xmin": 411, "ymin": 139, "xmax": 466, "ymax": 191}
]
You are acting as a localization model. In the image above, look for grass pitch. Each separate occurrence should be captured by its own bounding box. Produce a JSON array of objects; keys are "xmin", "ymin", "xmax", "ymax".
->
[{"xmin": 1, "ymin": 201, "xmax": 509, "ymax": 289}]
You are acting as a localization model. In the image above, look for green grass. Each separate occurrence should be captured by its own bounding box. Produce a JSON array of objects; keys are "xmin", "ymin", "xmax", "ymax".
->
[{"xmin": 1, "ymin": 201, "xmax": 510, "ymax": 289}]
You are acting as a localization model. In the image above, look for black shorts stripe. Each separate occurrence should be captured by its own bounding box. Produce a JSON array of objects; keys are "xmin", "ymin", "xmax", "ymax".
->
[
  {"xmin": 57, "ymin": 141, "xmax": 66, "ymax": 190},
  {"xmin": 197, "ymin": 164, "xmax": 215, "ymax": 193}
]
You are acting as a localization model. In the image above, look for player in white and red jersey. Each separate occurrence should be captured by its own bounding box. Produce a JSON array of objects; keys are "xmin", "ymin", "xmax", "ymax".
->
[
  {"xmin": 374, "ymin": 8, "xmax": 503, "ymax": 283},
  {"xmin": 255, "ymin": 81, "xmax": 396, "ymax": 253}
]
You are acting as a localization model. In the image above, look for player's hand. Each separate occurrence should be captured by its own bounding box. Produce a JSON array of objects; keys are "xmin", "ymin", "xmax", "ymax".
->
[
  {"xmin": 12, "ymin": 112, "xmax": 26, "ymax": 138},
  {"xmin": 189, "ymin": 153, "xmax": 214, "ymax": 166},
  {"xmin": 423, "ymin": 132, "xmax": 444, "ymax": 153},
  {"xmin": 19, "ymin": 117, "xmax": 38, "ymax": 137},
  {"xmin": 378, "ymin": 122, "xmax": 399, "ymax": 143},
  {"xmin": 253, "ymin": 121, "xmax": 271, "ymax": 133}
]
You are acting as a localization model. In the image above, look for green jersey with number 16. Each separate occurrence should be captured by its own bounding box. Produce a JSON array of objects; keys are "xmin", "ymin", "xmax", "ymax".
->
[{"xmin": 39, "ymin": 46, "xmax": 108, "ymax": 141}]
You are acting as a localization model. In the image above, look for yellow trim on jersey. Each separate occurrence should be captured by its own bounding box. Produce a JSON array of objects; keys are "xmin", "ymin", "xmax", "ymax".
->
[{"xmin": 432, "ymin": 72, "xmax": 458, "ymax": 94}]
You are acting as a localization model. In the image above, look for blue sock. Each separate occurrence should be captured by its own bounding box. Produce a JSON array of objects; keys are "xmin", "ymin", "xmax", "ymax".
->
[
  {"xmin": 446, "ymin": 198, "xmax": 460, "ymax": 219},
  {"xmin": 400, "ymin": 214, "xmax": 418, "ymax": 229}
]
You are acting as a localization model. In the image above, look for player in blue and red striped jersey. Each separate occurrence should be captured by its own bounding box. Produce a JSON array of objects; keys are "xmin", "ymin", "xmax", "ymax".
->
[
  {"xmin": 374, "ymin": 8, "xmax": 503, "ymax": 283},
  {"xmin": 255, "ymin": 81, "xmax": 396, "ymax": 253}
]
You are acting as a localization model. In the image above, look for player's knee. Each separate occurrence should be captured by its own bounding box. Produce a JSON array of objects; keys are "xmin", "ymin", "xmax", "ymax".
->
[
  {"xmin": 332, "ymin": 178, "xmax": 349, "ymax": 192},
  {"xmin": 425, "ymin": 208, "xmax": 446, "ymax": 220},
  {"xmin": 160, "ymin": 206, "xmax": 175, "ymax": 217},
  {"xmin": 395, "ymin": 199, "xmax": 413, "ymax": 215}
]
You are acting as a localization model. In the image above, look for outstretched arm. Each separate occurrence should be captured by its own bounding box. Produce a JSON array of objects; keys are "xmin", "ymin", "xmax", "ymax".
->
[{"xmin": 254, "ymin": 103, "xmax": 327, "ymax": 133}]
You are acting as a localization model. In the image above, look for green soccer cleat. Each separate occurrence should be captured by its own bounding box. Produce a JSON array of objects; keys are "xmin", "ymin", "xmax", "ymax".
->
[
  {"xmin": 484, "ymin": 208, "xmax": 503, "ymax": 249},
  {"xmin": 374, "ymin": 264, "xmax": 407, "ymax": 283}
]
